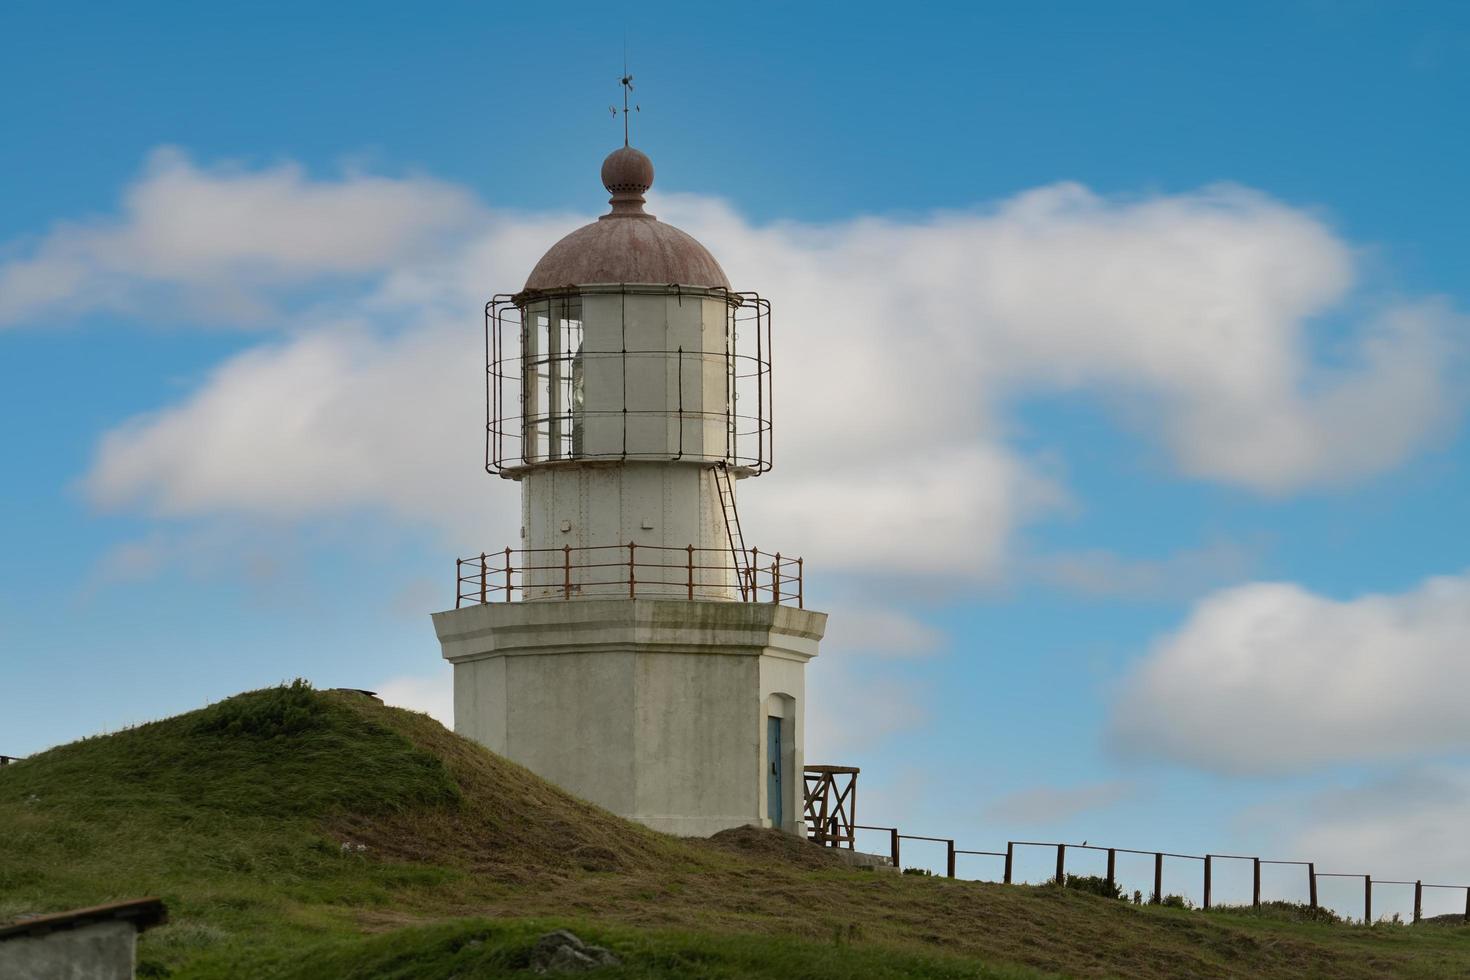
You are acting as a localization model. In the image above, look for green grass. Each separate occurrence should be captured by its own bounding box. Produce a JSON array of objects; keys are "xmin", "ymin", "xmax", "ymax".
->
[
  {"xmin": 5, "ymin": 683, "xmax": 1470, "ymax": 979},
  {"xmin": 180, "ymin": 918, "xmax": 1044, "ymax": 980}
]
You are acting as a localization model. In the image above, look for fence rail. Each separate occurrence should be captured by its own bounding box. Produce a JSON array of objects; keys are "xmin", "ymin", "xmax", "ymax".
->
[
  {"xmin": 841, "ymin": 825, "xmax": 1470, "ymax": 925},
  {"xmin": 455, "ymin": 543, "xmax": 803, "ymax": 608}
]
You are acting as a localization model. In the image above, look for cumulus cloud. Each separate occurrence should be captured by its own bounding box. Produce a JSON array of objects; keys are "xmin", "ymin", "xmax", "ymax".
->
[
  {"xmin": 1111, "ymin": 571, "xmax": 1470, "ymax": 774},
  {"xmin": 983, "ymin": 781, "xmax": 1133, "ymax": 826},
  {"xmin": 20, "ymin": 150, "xmax": 1456, "ymax": 581},
  {"xmin": 0, "ymin": 148, "xmax": 480, "ymax": 325}
]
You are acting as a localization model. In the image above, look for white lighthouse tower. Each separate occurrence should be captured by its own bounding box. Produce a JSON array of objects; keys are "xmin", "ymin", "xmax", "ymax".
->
[{"xmin": 432, "ymin": 135, "xmax": 827, "ymax": 837}]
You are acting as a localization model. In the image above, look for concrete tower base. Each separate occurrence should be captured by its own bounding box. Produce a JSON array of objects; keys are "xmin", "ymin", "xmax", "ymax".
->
[{"xmin": 433, "ymin": 599, "xmax": 826, "ymax": 837}]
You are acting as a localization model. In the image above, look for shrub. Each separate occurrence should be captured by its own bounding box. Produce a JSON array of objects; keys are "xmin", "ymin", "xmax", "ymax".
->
[
  {"xmin": 1158, "ymin": 894, "xmax": 1193, "ymax": 909},
  {"xmin": 191, "ymin": 679, "xmax": 323, "ymax": 739},
  {"xmin": 901, "ymin": 867, "xmax": 934, "ymax": 877},
  {"xmin": 1205, "ymin": 901, "xmax": 1343, "ymax": 925},
  {"xmin": 1046, "ymin": 874, "xmax": 1124, "ymax": 900}
]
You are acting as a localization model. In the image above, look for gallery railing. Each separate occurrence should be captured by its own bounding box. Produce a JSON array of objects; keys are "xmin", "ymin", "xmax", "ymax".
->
[{"xmin": 455, "ymin": 544, "xmax": 802, "ymax": 607}]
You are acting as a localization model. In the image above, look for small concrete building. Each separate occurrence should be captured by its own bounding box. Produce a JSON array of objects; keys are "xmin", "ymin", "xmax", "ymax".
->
[
  {"xmin": 0, "ymin": 898, "xmax": 167, "ymax": 980},
  {"xmin": 434, "ymin": 141, "xmax": 826, "ymax": 837}
]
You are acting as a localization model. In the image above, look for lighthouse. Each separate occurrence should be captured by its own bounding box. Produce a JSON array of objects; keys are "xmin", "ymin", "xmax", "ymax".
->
[{"xmin": 432, "ymin": 137, "xmax": 827, "ymax": 837}]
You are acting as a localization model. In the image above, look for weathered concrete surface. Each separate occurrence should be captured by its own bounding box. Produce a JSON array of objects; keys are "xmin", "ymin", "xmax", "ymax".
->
[
  {"xmin": 435, "ymin": 598, "xmax": 825, "ymax": 837},
  {"xmin": 0, "ymin": 920, "xmax": 136, "ymax": 980}
]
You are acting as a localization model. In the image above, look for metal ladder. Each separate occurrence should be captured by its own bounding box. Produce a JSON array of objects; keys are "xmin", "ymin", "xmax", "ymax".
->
[{"xmin": 714, "ymin": 462, "xmax": 752, "ymax": 600}]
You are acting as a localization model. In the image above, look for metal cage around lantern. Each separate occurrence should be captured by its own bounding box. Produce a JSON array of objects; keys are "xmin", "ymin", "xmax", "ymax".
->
[{"xmin": 484, "ymin": 285, "xmax": 772, "ymax": 476}]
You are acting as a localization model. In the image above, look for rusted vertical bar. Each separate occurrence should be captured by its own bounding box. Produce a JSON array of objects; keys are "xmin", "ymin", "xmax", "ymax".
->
[
  {"xmin": 1055, "ymin": 844, "xmax": 1066, "ymax": 885},
  {"xmin": 773, "ymin": 553, "xmax": 782, "ymax": 604},
  {"xmin": 890, "ymin": 829, "xmax": 900, "ymax": 870},
  {"xmin": 628, "ymin": 542, "xmax": 636, "ymax": 599},
  {"xmin": 797, "ymin": 557, "xmax": 804, "ymax": 609},
  {"xmin": 563, "ymin": 545, "xmax": 572, "ymax": 599},
  {"xmin": 1308, "ymin": 863, "xmax": 1318, "ymax": 910},
  {"xmin": 1153, "ymin": 852, "xmax": 1163, "ymax": 904},
  {"xmin": 1203, "ymin": 855, "xmax": 1212, "ymax": 910},
  {"xmin": 1106, "ymin": 848, "xmax": 1116, "ymax": 892},
  {"xmin": 456, "ymin": 558, "xmax": 463, "ymax": 608},
  {"xmin": 1252, "ymin": 858, "xmax": 1261, "ymax": 910},
  {"xmin": 750, "ymin": 547, "xmax": 759, "ymax": 601},
  {"xmin": 848, "ymin": 777, "xmax": 856, "ymax": 851},
  {"xmin": 480, "ymin": 552, "xmax": 488, "ymax": 603},
  {"xmin": 1365, "ymin": 875, "xmax": 1372, "ymax": 925},
  {"xmin": 1414, "ymin": 881, "xmax": 1423, "ymax": 924},
  {"xmin": 947, "ymin": 840, "xmax": 956, "ymax": 879},
  {"xmin": 1004, "ymin": 842, "xmax": 1014, "ymax": 885},
  {"xmin": 687, "ymin": 544, "xmax": 695, "ymax": 600}
]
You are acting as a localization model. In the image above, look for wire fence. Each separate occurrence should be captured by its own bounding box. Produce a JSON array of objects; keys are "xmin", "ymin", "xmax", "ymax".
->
[{"xmin": 845, "ymin": 826, "xmax": 1470, "ymax": 925}]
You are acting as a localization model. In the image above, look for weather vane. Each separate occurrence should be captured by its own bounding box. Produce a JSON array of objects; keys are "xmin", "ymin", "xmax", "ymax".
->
[{"xmin": 609, "ymin": 73, "xmax": 639, "ymax": 147}]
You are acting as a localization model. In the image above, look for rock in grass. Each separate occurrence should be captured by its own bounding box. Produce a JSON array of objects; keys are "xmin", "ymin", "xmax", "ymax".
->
[{"xmin": 530, "ymin": 930, "xmax": 620, "ymax": 973}]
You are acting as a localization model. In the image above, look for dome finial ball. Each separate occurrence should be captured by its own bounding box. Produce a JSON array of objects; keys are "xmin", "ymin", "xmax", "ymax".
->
[{"xmin": 601, "ymin": 146, "xmax": 654, "ymax": 197}]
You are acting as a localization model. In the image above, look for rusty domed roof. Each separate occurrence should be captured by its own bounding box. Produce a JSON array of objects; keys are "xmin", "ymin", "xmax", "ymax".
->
[{"xmin": 523, "ymin": 147, "xmax": 730, "ymax": 292}]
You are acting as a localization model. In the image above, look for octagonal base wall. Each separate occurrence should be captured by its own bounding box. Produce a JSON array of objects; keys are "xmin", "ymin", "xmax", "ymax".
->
[{"xmin": 433, "ymin": 598, "xmax": 825, "ymax": 837}]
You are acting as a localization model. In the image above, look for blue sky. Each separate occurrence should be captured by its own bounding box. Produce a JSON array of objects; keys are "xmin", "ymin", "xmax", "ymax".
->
[{"xmin": 4, "ymin": 1, "xmax": 1470, "ymax": 919}]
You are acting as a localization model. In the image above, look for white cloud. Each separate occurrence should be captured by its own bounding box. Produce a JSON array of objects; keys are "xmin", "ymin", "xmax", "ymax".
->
[
  {"xmin": 0, "ymin": 148, "xmax": 480, "ymax": 326},
  {"xmin": 983, "ymin": 781, "xmax": 1133, "ymax": 826},
  {"xmin": 819, "ymin": 606, "xmax": 946, "ymax": 658},
  {"xmin": 1111, "ymin": 571, "xmax": 1470, "ymax": 775},
  {"xmin": 376, "ymin": 668, "xmax": 454, "ymax": 726},
  {"xmin": 1026, "ymin": 538, "xmax": 1261, "ymax": 601},
  {"xmin": 35, "ymin": 151, "xmax": 1461, "ymax": 582},
  {"xmin": 1235, "ymin": 768, "xmax": 1470, "ymax": 895},
  {"xmin": 805, "ymin": 654, "xmax": 930, "ymax": 760}
]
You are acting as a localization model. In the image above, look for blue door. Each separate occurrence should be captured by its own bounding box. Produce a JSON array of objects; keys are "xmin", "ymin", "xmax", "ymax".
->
[{"xmin": 767, "ymin": 716, "xmax": 783, "ymax": 826}]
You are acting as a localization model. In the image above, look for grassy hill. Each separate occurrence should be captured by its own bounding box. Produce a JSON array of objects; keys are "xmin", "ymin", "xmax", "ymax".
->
[{"xmin": 2, "ymin": 683, "xmax": 1467, "ymax": 978}]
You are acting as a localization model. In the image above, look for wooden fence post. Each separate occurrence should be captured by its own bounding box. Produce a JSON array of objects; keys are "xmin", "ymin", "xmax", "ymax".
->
[
  {"xmin": 1463, "ymin": 885, "xmax": 1469, "ymax": 924},
  {"xmin": 1365, "ymin": 876, "xmax": 1373, "ymax": 925},
  {"xmin": 1153, "ymin": 852, "xmax": 1163, "ymax": 904},
  {"xmin": 1055, "ymin": 844, "xmax": 1066, "ymax": 885},
  {"xmin": 890, "ymin": 829, "xmax": 900, "ymax": 871},
  {"xmin": 1004, "ymin": 843, "xmax": 1014, "ymax": 885},
  {"xmin": 1414, "ymin": 881, "xmax": 1423, "ymax": 924},
  {"xmin": 1308, "ymin": 864, "xmax": 1317, "ymax": 910},
  {"xmin": 1253, "ymin": 858, "xmax": 1261, "ymax": 910},
  {"xmin": 1106, "ymin": 848, "xmax": 1116, "ymax": 893},
  {"xmin": 1203, "ymin": 855, "xmax": 1212, "ymax": 910},
  {"xmin": 947, "ymin": 840, "xmax": 956, "ymax": 879}
]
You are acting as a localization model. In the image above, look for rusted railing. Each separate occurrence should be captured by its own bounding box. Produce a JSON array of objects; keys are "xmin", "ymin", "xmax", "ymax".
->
[
  {"xmin": 845, "ymin": 826, "xmax": 1470, "ymax": 925},
  {"xmin": 455, "ymin": 543, "xmax": 803, "ymax": 607}
]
